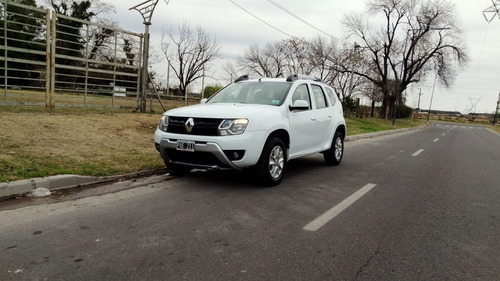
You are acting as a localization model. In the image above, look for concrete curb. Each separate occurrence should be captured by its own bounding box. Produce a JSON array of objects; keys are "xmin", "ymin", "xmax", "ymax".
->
[
  {"xmin": 487, "ymin": 128, "xmax": 500, "ymax": 137},
  {"xmin": 346, "ymin": 124, "xmax": 429, "ymax": 142},
  {"xmin": 0, "ymin": 175, "xmax": 113, "ymax": 199},
  {"xmin": 1, "ymin": 126, "xmax": 428, "ymax": 200}
]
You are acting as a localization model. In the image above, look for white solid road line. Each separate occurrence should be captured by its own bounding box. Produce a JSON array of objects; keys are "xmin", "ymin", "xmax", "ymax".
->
[
  {"xmin": 412, "ymin": 149, "xmax": 424, "ymax": 157},
  {"xmin": 303, "ymin": 183, "xmax": 377, "ymax": 232}
]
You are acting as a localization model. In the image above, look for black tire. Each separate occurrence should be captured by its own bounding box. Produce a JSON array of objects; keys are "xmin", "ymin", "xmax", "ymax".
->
[
  {"xmin": 324, "ymin": 131, "xmax": 344, "ymax": 166},
  {"xmin": 254, "ymin": 137, "xmax": 286, "ymax": 187}
]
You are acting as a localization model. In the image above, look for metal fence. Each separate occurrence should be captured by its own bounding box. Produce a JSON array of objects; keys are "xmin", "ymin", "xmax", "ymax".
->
[{"xmin": 0, "ymin": 0, "xmax": 144, "ymax": 109}]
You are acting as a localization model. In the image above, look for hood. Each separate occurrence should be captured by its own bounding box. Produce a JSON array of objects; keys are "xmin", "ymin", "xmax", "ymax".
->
[{"xmin": 164, "ymin": 103, "xmax": 282, "ymax": 119}]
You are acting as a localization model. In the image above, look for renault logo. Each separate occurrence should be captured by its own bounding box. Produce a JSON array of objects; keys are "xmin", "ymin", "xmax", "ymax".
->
[{"xmin": 185, "ymin": 118, "xmax": 195, "ymax": 133}]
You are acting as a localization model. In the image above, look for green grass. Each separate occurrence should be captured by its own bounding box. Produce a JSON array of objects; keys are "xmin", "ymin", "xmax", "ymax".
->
[
  {"xmin": 0, "ymin": 155, "xmax": 100, "ymax": 180},
  {"xmin": 346, "ymin": 117, "xmax": 427, "ymax": 135}
]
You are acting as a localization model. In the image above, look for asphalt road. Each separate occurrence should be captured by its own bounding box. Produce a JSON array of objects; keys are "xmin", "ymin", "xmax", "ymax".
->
[{"xmin": 1, "ymin": 122, "xmax": 499, "ymax": 281}]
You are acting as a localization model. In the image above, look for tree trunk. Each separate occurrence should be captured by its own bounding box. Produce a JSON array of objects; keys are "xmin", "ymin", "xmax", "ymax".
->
[{"xmin": 384, "ymin": 102, "xmax": 390, "ymax": 120}]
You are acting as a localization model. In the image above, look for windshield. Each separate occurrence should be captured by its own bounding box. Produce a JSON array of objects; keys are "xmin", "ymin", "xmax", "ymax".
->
[{"xmin": 208, "ymin": 81, "xmax": 292, "ymax": 106}]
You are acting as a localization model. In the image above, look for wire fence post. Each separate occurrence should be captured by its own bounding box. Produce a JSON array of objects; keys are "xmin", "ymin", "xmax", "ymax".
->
[
  {"xmin": 49, "ymin": 10, "xmax": 56, "ymax": 109},
  {"xmin": 45, "ymin": 9, "xmax": 51, "ymax": 108}
]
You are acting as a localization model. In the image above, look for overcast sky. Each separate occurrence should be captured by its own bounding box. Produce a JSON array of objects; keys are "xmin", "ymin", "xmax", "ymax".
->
[{"xmin": 44, "ymin": 0, "xmax": 500, "ymax": 114}]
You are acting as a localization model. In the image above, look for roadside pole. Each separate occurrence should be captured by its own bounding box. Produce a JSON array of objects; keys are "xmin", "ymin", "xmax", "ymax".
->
[
  {"xmin": 130, "ymin": 0, "xmax": 160, "ymax": 113},
  {"xmin": 427, "ymin": 72, "xmax": 438, "ymax": 123},
  {"xmin": 494, "ymin": 92, "xmax": 500, "ymax": 125}
]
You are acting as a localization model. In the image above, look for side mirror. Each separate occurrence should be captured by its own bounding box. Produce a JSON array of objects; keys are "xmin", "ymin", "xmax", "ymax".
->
[
  {"xmin": 200, "ymin": 98, "xmax": 208, "ymax": 104},
  {"xmin": 289, "ymin": 100, "xmax": 309, "ymax": 111}
]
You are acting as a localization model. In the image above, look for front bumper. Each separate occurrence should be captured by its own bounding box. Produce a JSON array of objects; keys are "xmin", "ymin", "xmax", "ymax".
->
[{"xmin": 155, "ymin": 129, "xmax": 267, "ymax": 170}]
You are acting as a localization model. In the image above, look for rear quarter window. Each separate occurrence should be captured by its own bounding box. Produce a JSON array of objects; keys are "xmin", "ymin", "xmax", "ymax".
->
[
  {"xmin": 325, "ymin": 87, "xmax": 337, "ymax": 107},
  {"xmin": 311, "ymin": 84, "xmax": 327, "ymax": 109}
]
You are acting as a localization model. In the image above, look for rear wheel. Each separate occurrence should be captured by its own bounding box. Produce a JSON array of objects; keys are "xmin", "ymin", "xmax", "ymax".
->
[
  {"xmin": 254, "ymin": 137, "xmax": 286, "ymax": 187},
  {"xmin": 324, "ymin": 131, "xmax": 344, "ymax": 166}
]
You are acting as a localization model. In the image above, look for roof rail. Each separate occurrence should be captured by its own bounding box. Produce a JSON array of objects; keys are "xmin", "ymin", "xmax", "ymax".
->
[
  {"xmin": 286, "ymin": 74, "xmax": 322, "ymax": 82},
  {"xmin": 234, "ymin": 74, "xmax": 250, "ymax": 82}
]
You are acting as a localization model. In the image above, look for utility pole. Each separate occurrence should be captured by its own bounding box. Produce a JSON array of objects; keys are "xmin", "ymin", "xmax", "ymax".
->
[
  {"xmin": 414, "ymin": 88, "xmax": 422, "ymax": 120},
  {"xmin": 427, "ymin": 72, "xmax": 438, "ymax": 123},
  {"xmin": 483, "ymin": 2, "xmax": 500, "ymax": 125},
  {"xmin": 200, "ymin": 66, "xmax": 205, "ymax": 101},
  {"xmin": 494, "ymin": 92, "xmax": 500, "ymax": 125},
  {"xmin": 166, "ymin": 60, "xmax": 170, "ymax": 97},
  {"xmin": 348, "ymin": 42, "xmax": 360, "ymax": 98},
  {"xmin": 130, "ymin": 0, "xmax": 160, "ymax": 113},
  {"xmin": 417, "ymin": 88, "xmax": 422, "ymax": 110}
]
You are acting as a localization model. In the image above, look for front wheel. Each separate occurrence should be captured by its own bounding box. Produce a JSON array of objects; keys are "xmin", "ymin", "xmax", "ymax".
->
[
  {"xmin": 324, "ymin": 131, "xmax": 344, "ymax": 166},
  {"xmin": 254, "ymin": 137, "xmax": 286, "ymax": 187}
]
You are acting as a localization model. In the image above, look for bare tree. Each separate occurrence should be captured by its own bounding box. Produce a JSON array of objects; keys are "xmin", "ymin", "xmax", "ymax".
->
[
  {"xmin": 310, "ymin": 38, "xmax": 373, "ymax": 114},
  {"xmin": 86, "ymin": 22, "xmax": 116, "ymax": 62},
  {"xmin": 240, "ymin": 37, "xmax": 317, "ymax": 78},
  {"xmin": 161, "ymin": 23, "xmax": 220, "ymax": 96},
  {"xmin": 239, "ymin": 42, "xmax": 286, "ymax": 77},
  {"xmin": 342, "ymin": 0, "xmax": 468, "ymax": 119},
  {"xmin": 222, "ymin": 61, "xmax": 240, "ymax": 84},
  {"xmin": 280, "ymin": 37, "xmax": 314, "ymax": 75},
  {"xmin": 308, "ymin": 36, "xmax": 338, "ymax": 81}
]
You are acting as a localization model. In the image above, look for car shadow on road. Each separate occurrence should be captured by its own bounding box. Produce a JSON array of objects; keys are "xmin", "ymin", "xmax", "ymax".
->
[{"xmin": 175, "ymin": 155, "xmax": 331, "ymax": 189}]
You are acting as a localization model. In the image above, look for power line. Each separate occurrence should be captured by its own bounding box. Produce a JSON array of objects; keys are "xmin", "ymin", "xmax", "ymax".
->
[
  {"xmin": 228, "ymin": 0, "xmax": 294, "ymax": 38},
  {"xmin": 483, "ymin": 0, "xmax": 500, "ymax": 22},
  {"xmin": 265, "ymin": 0, "xmax": 345, "ymax": 44}
]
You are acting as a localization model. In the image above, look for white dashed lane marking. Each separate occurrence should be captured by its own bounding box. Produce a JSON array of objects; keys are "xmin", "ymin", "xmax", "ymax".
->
[
  {"xmin": 303, "ymin": 183, "xmax": 377, "ymax": 232},
  {"xmin": 412, "ymin": 149, "xmax": 424, "ymax": 157}
]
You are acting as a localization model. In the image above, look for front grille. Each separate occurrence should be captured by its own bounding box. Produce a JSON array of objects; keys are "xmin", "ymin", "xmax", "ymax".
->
[
  {"xmin": 167, "ymin": 116, "xmax": 222, "ymax": 136},
  {"xmin": 166, "ymin": 149, "xmax": 229, "ymax": 168}
]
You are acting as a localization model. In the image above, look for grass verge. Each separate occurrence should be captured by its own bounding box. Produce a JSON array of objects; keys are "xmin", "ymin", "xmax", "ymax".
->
[
  {"xmin": 346, "ymin": 117, "xmax": 426, "ymax": 135},
  {"xmin": 489, "ymin": 121, "xmax": 500, "ymax": 133},
  {"xmin": 1, "ymin": 106, "xmax": 164, "ymax": 182}
]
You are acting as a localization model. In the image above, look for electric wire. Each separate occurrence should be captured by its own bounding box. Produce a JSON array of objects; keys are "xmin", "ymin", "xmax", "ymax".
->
[
  {"xmin": 265, "ymin": 0, "xmax": 346, "ymax": 44},
  {"xmin": 228, "ymin": 0, "xmax": 294, "ymax": 38}
]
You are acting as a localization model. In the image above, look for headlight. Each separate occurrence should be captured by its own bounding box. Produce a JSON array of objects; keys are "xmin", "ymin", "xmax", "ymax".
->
[
  {"xmin": 218, "ymin": 119, "xmax": 248, "ymax": 136},
  {"xmin": 158, "ymin": 115, "xmax": 168, "ymax": 132}
]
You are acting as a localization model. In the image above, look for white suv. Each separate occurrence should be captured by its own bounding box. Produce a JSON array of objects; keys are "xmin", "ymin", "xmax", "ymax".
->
[{"xmin": 154, "ymin": 74, "xmax": 346, "ymax": 186}]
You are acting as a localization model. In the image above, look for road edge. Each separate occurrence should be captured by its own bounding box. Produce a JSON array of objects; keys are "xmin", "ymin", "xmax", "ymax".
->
[{"xmin": 0, "ymin": 168, "xmax": 168, "ymax": 200}]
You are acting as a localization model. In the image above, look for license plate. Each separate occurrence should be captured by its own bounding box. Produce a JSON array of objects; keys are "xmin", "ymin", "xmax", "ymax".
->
[{"xmin": 176, "ymin": 140, "xmax": 195, "ymax": 152}]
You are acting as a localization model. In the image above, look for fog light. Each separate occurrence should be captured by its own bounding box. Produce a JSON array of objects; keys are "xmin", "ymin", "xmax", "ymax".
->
[{"xmin": 224, "ymin": 150, "xmax": 245, "ymax": 161}]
